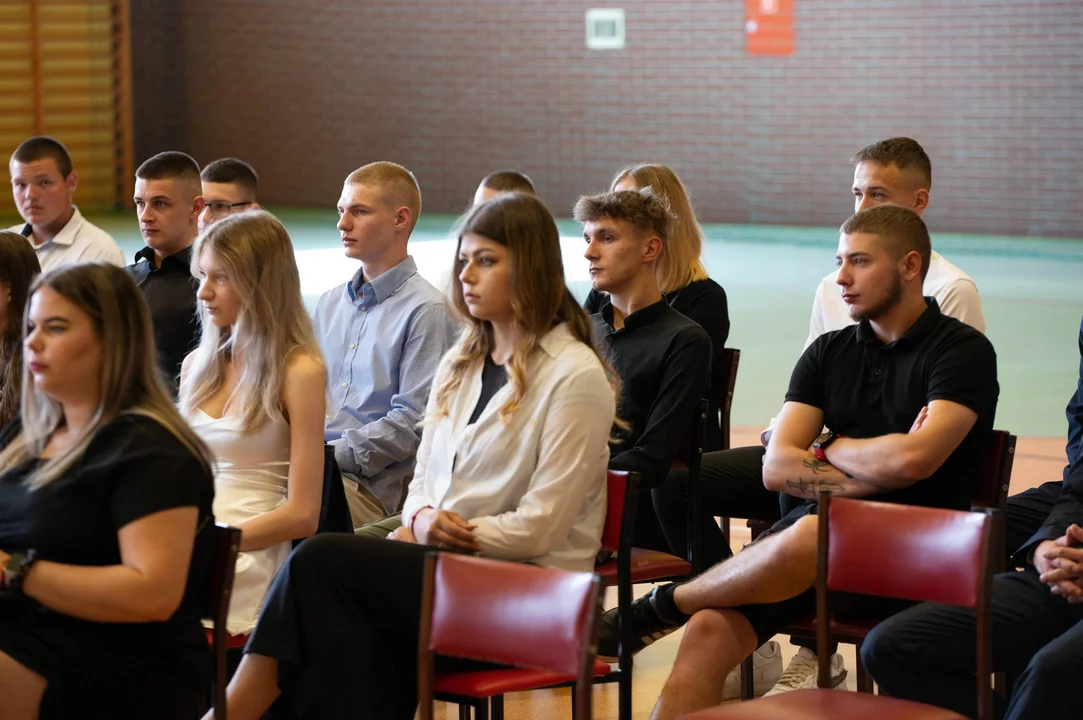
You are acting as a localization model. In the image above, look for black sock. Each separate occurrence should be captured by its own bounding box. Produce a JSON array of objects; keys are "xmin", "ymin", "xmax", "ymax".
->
[{"xmin": 650, "ymin": 583, "xmax": 691, "ymax": 625}]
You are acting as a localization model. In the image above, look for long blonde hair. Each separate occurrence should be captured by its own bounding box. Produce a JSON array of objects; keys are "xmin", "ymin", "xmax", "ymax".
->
[
  {"xmin": 611, "ymin": 163, "xmax": 709, "ymax": 293},
  {"xmin": 179, "ymin": 211, "xmax": 323, "ymax": 433},
  {"xmin": 0, "ymin": 263, "xmax": 212, "ymax": 488},
  {"xmin": 433, "ymin": 193, "xmax": 620, "ymax": 423}
]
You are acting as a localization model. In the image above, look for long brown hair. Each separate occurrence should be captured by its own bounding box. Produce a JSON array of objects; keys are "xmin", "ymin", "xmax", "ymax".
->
[
  {"xmin": 0, "ymin": 263, "xmax": 212, "ymax": 488},
  {"xmin": 434, "ymin": 193, "xmax": 620, "ymax": 423},
  {"xmin": 611, "ymin": 163, "xmax": 709, "ymax": 293},
  {"xmin": 0, "ymin": 231, "xmax": 41, "ymax": 426}
]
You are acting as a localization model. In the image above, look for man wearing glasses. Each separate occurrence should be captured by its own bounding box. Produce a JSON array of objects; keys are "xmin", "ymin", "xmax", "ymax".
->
[{"xmin": 198, "ymin": 157, "xmax": 259, "ymax": 234}]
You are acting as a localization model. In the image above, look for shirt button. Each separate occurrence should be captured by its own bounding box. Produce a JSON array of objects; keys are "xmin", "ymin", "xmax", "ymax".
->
[
  {"xmin": 874, "ymin": 369, "xmax": 881, "ymax": 376},
  {"xmin": 360, "ymin": 306, "xmax": 367, "ymax": 312},
  {"xmin": 349, "ymin": 343, "xmax": 356, "ymax": 349},
  {"xmin": 341, "ymin": 382, "xmax": 348, "ymax": 388}
]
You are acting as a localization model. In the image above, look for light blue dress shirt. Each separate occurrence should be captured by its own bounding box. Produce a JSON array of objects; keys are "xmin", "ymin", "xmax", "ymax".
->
[{"xmin": 313, "ymin": 256, "xmax": 459, "ymax": 512}]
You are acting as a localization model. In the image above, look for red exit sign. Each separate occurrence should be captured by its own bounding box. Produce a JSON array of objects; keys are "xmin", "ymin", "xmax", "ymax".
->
[{"xmin": 746, "ymin": 0, "xmax": 795, "ymax": 56}]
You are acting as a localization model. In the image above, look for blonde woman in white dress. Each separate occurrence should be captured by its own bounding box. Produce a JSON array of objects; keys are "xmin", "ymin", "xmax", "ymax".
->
[{"xmin": 179, "ymin": 210, "xmax": 325, "ymax": 635}]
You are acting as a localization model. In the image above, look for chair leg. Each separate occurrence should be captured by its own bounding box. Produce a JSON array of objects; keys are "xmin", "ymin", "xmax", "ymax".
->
[
  {"xmin": 491, "ymin": 695, "xmax": 504, "ymax": 720},
  {"xmin": 570, "ymin": 684, "xmax": 578, "ymax": 720},
  {"xmin": 856, "ymin": 648, "xmax": 873, "ymax": 693},
  {"xmin": 475, "ymin": 699, "xmax": 489, "ymax": 720},
  {"xmin": 740, "ymin": 654, "xmax": 755, "ymax": 700},
  {"xmin": 458, "ymin": 703, "xmax": 471, "ymax": 720},
  {"xmin": 618, "ymin": 664, "xmax": 632, "ymax": 720}
]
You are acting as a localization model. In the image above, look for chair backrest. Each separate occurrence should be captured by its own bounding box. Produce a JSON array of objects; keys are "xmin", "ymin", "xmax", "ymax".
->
[
  {"xmin": 601, "ymin": 470, "xmax": 639, "ymax": 555},
  {"xmin": 973, "ymin": 430, "xmax": 1016, "ymax": 510},
  {"xmin": 815, "ymin": 493, "xmax": 995, "ymax": 719},
  {"xmin": 719, "ymin": 348, "xmax": 740, "ymax": 451},
  {"xmin": 417, "ymin": 553, "xmax": 603, "ymax": 720},
  {"xmin": 203, "ymin": 523, "xmax": 242, "ymax": 720}
]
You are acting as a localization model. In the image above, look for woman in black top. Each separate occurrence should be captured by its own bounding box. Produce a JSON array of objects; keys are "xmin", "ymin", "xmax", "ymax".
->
[
  {"xmin": 0, "ymin": 230, "xmax": 41, "ymax": 429},
  {"xmin": 584, "ymin": 163, "xmax": 730, "ymax": 450},
  {"xmin": 0, "ymin": 264, "xmax": 216, "ymax": 720}
]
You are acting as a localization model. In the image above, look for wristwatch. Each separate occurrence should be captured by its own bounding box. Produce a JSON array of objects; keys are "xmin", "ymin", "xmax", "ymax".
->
[
  {"xmin": 2, "ymin": 550, "xmax": 38, "ymax": 594},
  {"xmin": 812, "ymin": 431, "xmax": 841, "ymax": 462}
]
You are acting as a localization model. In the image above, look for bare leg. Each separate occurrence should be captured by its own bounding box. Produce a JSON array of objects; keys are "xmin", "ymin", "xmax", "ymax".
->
[
  {"xmin": 0, "ymin": 650, "xmax": 47, "ymax": 720},
  {"xmin": 650, "ymin": 609, "xmax": 759, "ymax": 720},
  {"xmin": 201, "ymin": 653, "xmax": 281, "ymax": 720},
  {"xmin": 673, "ymin": 514, "xmax": 818, "ymax": 614}
]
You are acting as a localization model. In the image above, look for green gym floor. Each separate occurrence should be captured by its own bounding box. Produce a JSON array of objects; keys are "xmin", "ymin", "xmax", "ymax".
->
[{"xmin": 13, "ymin": 208, "xmax": 1083, "ymax": 440}]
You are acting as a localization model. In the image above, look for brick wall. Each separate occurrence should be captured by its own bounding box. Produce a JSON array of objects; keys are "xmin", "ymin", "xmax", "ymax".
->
[{"xmin": 135, "ymin": 0, "xmax": 1083, "ymax": 237}]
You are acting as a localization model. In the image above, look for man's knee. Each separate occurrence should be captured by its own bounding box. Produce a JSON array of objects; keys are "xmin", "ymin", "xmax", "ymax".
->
[
  {"xmin": 770, "ymin": 514, "xmax": 819, "ymax": 580},
  {"xmin": 1020, "ymin": 641, "xmax": 1083, "ymax": 690},
  {"xmin": 679, "ymin": 609, "xmax": 758, "ymax": 660}
]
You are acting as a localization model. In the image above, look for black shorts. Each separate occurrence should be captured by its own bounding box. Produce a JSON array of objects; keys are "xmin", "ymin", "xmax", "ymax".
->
[{"xmin": 729, "ymin": 503, "xmax": 912, "ymax": 646}]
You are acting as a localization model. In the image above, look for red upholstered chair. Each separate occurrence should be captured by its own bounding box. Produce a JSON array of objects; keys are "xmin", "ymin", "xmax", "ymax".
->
[
  {"xmin": 679, "ymin": 492, "xmax": 997, "ymax": 720},
  {"xmin": 418, "ymin": 552, "xmax": 605, "ymax": 720},
  {"xmin": 203, "ymin": 524, "xmax": 242, "ymax": 720},
  {"xmin": 739, "ymin": 430, "xmax": 1016, "ymax": 698}
]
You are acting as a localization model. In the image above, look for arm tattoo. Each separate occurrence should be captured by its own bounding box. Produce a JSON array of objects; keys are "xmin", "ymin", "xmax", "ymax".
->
[
  {"xmin": 785, "ymin": 477, "xmax": 847, "ymax": 497},
  {"xmin": 802, "ymin": 457, "xmax": 854, "ymax": 478}
]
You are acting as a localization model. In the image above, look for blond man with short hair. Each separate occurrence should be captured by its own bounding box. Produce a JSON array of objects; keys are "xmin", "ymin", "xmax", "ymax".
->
[{"xmin": 314, "ymin": 162, "xmax": 459, "ymax": 526}]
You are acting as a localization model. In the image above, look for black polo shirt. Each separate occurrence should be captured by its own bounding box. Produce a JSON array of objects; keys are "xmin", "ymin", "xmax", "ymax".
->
[
  {"xmin": 786, "ymin": 298, "xmax": 998, "ymax": 511},
  {"xmin": 126, "ymin": 246, "xmax": 200, "ymax": 396},
  {"xmin": 592, "ymin": 298, "xmax": 712, "ymax": 487}
]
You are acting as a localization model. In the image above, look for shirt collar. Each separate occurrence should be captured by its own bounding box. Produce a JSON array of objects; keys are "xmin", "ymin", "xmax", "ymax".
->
[
  {"xmin": 346, "ymin": 256, "xmax": 418, "ymax": 305},
  {"xmin": 135, "ymin": 244, "xmax": 193, "ymax": 272},
  {"xmin": 22, "ymin": 206, "xmax": 83, "ymax": 246},
  {"xmin": 856, "ymin": 297, "xmax": 943, "ymax": 347},
  {"xmin": 599, "ymin": 296, "xmax": 669, "ymax": 332},
  {"xmin": 538, "ymin": 322, "xmax": 576, "ymax": 359}
]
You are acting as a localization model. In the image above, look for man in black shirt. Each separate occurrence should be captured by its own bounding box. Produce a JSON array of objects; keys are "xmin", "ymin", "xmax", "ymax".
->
[
  {"xmin": 574, "ymin": 188, "xmax": 711, "ymax": 551},
  {"xmin": 601, "ymin": 205, "xmax": 999, "ymax": 720},
  {"xmin": 128, "ymin": 152, "xmax": 204, "ymax": 395}
]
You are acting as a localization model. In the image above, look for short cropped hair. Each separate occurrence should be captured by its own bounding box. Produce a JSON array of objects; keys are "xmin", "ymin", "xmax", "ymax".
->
[
  {"xmin": 200, "ymin": 157, "xmax": 259, "ymax": 195},
  {"xmin": 10, "ymin": 136, "xmax": 73, "ymax": 177},
  {"xmin": 573, "ymin": 188, "xmax": 677, "ymax": 243},
  {"xmin": 480, "ymin": 170, "xmax": 535, "ymax": 196},
  {"xmin": 136, "ymin": 151, "xmax": 201, "ymax": 186},
  {"xmin": 840, "ymin": 204, "xmax": 932, "ymax": 281},
  {"xmin": 345, "ymin": 161, "xmax": 422, "ymax": 232},
  {"xmin": 851, "ymin": 137, "xmax": 932, "ymax": 190}
]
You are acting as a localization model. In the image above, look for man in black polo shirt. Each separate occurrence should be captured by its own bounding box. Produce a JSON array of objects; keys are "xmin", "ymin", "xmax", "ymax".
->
[
  {"xmin": 574, "ymin": 188, "xmax": 712, "ymax": 552},
  {"xmin": 601, "ymin": 205, "xmax": 998, "ymax": 720},
  {"xmin": 127, "ymin": 151, "xmax": 204, "ymax": 396}
]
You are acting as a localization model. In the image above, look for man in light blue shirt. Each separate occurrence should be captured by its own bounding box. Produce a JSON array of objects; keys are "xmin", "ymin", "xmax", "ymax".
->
[{"xmin": 314, "ymin": 162, "xmax": 459, "ymax": 525}]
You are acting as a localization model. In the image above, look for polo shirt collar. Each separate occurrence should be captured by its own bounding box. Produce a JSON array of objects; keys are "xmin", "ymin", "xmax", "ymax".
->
[
  {"xmin": 599, "ymin": 296, "xmax": 669, "ymax": 332},
  {"xmin": 856, "ymin": 297, "xmax": 943, "ymax": 347},
  {"xmin": 135, "ymin": 244, "xmax": 193, "ymax": 272},
  {"xmin": 347, "ymin": 256, "xmax": 418, "ymax": 305},
  {"xmin": 21, "ymin": 205, "xmax": 83, "ymax": 246}
]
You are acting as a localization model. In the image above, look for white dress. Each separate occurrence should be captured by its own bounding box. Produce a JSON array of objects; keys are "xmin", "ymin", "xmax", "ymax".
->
[{"xmin": 187, "ymin": 408, "xmax": 292, "ymax": 635}]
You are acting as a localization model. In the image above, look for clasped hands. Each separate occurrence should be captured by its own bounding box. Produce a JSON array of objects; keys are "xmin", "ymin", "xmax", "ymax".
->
[
  {"xmin": 387, "ymin": 508, "xmax": 480, "ymax": 553},
  {"xmin": 1035, "ymin": 524, "xmax": 1083, "ymax": 603}
]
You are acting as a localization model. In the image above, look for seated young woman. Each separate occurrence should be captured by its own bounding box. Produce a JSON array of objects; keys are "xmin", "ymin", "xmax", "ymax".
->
[
  {"xmin": 204, "ymin": 192, "xmax": 620, "ymax": 720},
  {"xmin": 179, "ymin": 211, "xmax": 326, "ymax": 636},
  {"xmin": 0, "ymin": 231, "xmax": 41, "ymax": 432},
  {"xmin": 0, "ymin": 263, "xmax": 216, "ymax": 719},
  {"xmin": 585, "ymin": 163, "xmax": 730, "ymax": 450}
]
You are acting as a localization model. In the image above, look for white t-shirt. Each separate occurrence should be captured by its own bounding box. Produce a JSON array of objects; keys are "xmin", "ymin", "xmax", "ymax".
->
[
  {"xmin": 764, "ymin": 250, "xmax": 985, "ymax": 435},
  {"xmin": 9, "ymin": 206, "xmax": 126, "ymax": 273}
]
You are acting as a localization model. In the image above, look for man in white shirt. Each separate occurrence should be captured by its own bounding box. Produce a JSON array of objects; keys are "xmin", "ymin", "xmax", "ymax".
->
[
  {"xmin": 649, "ymin": 137, "xmax": 988, "ymax": 697},
  {"xmin": 8, "ymin": 136, "xmax": 125, "ymax": 272}
]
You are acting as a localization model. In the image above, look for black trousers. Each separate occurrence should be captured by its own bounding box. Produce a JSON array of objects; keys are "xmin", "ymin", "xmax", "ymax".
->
[
  {"xmin": 651, "ymin": 446, "xmax": 782, "ymax": 568},
  {"xmin": 1004, "ymin": 481, "xmax": 1062, "ymax": 558},
  {"xmin": 862, "ymin": 570, "xmax": 1083, "ymax": 720},
  {"xmin": 246, "ymin": 534, "xmax": 478, "ymax": 720}
]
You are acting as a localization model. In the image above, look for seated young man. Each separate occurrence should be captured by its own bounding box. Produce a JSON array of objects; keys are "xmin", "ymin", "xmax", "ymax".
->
[
  {"xmin": 314, "ymin": 162, "xmax": 460, "ymax": 527},
  {"xmin": 863, "ymin": 453, "xmax": 1083, "ymax": 720},
  {"xmin": 601, "ymin": 204, "xmax": 999, "ymax": 720},
  {"xmin": 574, "ymin": 188, "xmax": 711, "ymax": 552},
  {"xmin": 128, "ymin": 151, "xmax": 205, "ymax": 395},
  {"xmin": 199, "ymin": 157, "xmax": 260, "ymax": 234},
  {"xmin": 652, "ymin": 136, "xmax": 989, "ymax": 694},
  {"xmin": 472, "ymin": 169, "xmax": 535, "ymax": 205},
  {"xmin": 8, "ymin": 136, "xmax": 125, "ymax": 271}
]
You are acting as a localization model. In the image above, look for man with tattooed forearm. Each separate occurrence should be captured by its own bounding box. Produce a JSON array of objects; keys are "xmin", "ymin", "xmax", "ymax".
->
[{"xmin": 594, "ymin": 205, "xmax": 1000, "ymax": 720}]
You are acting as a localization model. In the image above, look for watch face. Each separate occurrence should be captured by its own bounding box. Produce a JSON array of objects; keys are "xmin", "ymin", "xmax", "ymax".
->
[{"xmin": 813, "ymin": 432, "xmax": 833, "ymax": 448}]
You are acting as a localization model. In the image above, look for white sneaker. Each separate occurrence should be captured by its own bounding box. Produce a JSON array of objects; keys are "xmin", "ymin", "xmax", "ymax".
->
[
  {"xmin": 763, "ymin": 646, "xmax": 847, "ymax": 696},
  {"xmin": 721, "ymin": 641, "xmax": 783, "ymax": 700}
]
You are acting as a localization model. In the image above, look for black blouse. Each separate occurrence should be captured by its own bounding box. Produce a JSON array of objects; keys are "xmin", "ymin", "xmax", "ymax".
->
[{"xmin": 0, "ymin": 413, "xmax": 216, "ymax": 647}]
